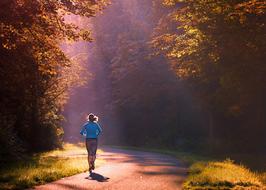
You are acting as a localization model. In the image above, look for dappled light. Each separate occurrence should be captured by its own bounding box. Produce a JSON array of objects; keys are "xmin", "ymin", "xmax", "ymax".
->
[{"xmin": 0, "ymin": 0, "xmax": 265, "ymax": 189}]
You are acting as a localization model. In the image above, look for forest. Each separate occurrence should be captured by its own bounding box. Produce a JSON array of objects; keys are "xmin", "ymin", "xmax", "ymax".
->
[
  {"xmin": 64, "ymin": 0, "xmax": 266, "ymax": 154},
  {"xmin": 1, "ymin": 0, "xmax": 266, "ymax": 160}
]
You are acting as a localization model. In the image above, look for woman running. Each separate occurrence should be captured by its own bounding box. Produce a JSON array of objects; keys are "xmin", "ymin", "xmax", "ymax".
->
[{"xmin": 80, "ymin": 113, "xmax": 102, "ymax": 174}]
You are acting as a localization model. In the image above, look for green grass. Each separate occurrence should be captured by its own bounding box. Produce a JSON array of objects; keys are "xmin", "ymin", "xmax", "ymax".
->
[
  {"xmin": 183, "ymin": 159, "xmax": 263, "ymax": 189},
  {"xmin": 0, "ymin": 143, "xmax": 104, "ymax": 190}
]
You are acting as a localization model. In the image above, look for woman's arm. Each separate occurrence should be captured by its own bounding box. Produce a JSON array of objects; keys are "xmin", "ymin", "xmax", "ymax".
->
[
  {"xmin": 96, "ymin": 123, "xmax": 102, "ymax": 136},
  {"xmin": 80, "ymin": 123, "xmax": 87, "ymax": 136}
]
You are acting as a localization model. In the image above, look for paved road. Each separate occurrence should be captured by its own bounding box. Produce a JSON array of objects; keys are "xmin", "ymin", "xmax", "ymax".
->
[{"xmin": 32, "ymin": 147, "xmax": 187, "ymax": 190}]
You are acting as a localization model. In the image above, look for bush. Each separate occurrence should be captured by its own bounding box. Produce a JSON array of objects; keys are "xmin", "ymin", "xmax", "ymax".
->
[{"xmin": 0, "ymin": 114, "xmax": 25, "ymax": 161}]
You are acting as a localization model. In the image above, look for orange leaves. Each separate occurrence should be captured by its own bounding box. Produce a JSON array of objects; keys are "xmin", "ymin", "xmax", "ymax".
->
[
  {"xmin": 0, "ymin": 0, "xmax": 111, "ymax": 152},
  {"xmin": 235, "ymin": 0, "xmax": 266, "ymax": 15},
  {"xmin": 227, "ymin": 0, "xmax": 266, "ymax": 24},
  {"xmin": 0, "ymin": 23, "xmax": 19, "ymax": 50},
  {"xmin": 0, "ymin": 0, "xmax": 108, "ymax": 111},
  {"xmin": 38, "ymin": 64, "xmax": 58, "ymax": 76}
]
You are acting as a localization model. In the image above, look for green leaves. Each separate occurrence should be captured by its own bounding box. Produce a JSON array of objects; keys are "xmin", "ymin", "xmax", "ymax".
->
[
  {"xmin": 151, "ymin": 0, "xmax": 266, "ymax": 148},
  {"xmin": 152, "ymin": 0, "xmax": 266, "ymax": 112}
]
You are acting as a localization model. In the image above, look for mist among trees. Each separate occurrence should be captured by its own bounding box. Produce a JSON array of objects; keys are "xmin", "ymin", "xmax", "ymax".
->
[
  {"xmin": 64, "ymin": 0, "xmax": 266, "ymax": 153},
  {"xmin": 0, "ymin": 0, "xmax": 265, "ymax": 161}
]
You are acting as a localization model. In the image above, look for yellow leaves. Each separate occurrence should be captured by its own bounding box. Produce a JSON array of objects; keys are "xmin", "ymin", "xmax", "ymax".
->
[
  {"xmin": 2, "ymin": 42, "xmax": 16, "ymax": 50},
  {"xmin": 176, "ymin": 68, "xmax": 189, "ymax": 77},
  {"xmin": 162, "ymin": 28, "xmax": 203, "ymax": 60},
  {"xmin": 212, "ymin": 6, "xmax": 222, "ymax": 14},
  {"xmin": 45, "ymin": 110, "xmax": 58, "ymax": 120},
  {"xmin": 186, "ymin": 27, "xmax": 201, "ymax": 37},
  {"xmin": 151, "ymin": 21, "xmax": 206, "ymax": 78},
  {"xmin": 172, "ymin": 59, "xmax": 200, "ymax": 79},
  {"xmin": 163, "ymin": 0, "xmax": 176, "ymax": 6},
  {"xmin": 38, "ymin": 64, "xmax": 58, "ymax": 76},
  {"xmin": 47, "ymin": 70, "xmax": 58, "ymax": 76},
  {"xmin": 208, "ymin": 52, "xmax": 219, "ymax": 63},
  {"xmin": 56, "ymin": 127, "xmax": 64, "ymax": 136},
  {"xmin": 161, "ymin": 34, "xmax": 176, "ymax": 43},
  {"xmin": 162, "ymin": 0, "xmax": 182, "ymax": 7},
  {"xmin": 79, "ymin": 29, "xmax": 93, "ymax": 42}
]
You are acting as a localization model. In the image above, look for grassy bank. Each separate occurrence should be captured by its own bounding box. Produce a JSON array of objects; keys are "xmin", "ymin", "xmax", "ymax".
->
[
  {"xmin": 0, "ymin": 143, "xmax": 104, "ymax": 190},
  {"xmin": 183, "ymin": 159, "xmax": 264, "ymax": 189},
  {"xmin": 110, "ymin": 145, "xmax": 266, "ymax": 189},
  {"xmin": 182, "ymin": 153, "xmax": 266, "ymax": 190}
]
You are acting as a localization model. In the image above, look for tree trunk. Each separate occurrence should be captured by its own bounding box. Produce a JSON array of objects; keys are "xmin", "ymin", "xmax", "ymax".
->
[{"xmin": 208, "ymin": 111, "xmax": 214, "ymax": 152}]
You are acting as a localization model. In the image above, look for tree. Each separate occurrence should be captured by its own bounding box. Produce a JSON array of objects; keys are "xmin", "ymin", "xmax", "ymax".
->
[
  {"xmin": 80, "ymin": 0, "xmax": 205, "ymax": 148},
  {"xmin": 0, "ymin": 0, "xmax": 109, "ymax": 158},
  {"xmin": 152, "ymin": 0, "xmax": 266, "ymax": 151}
]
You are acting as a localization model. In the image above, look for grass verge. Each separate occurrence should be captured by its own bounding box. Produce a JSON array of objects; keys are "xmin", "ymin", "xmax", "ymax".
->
[
  {"xmin": 183, "ymin": 159, "xmax": 263, "ymax": 189},
  {"xmin": 109, "ymin": 145, "xmax": 266, "ymax": 189},
  {"xmin": 0, "ymin": 143, "xmax": 104, "ymax": 190}
]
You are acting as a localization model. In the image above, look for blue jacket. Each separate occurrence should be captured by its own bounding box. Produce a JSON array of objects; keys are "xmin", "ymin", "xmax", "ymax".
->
[{"xmin": 80, "ymin": 121, "xmax": 102, "ymax": 139}]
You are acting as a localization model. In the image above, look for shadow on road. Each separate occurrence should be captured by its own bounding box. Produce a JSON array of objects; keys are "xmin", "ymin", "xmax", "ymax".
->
[{"xmin": 85, "ymin": 172, "xmax": 110, "ymax": 182}]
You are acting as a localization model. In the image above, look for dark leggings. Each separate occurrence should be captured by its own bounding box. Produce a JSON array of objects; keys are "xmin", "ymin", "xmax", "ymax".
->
[
  {"xmin": 86, "ymin": 138, "xmax": 98, "ymax": 156},
  {"xmin": 86, "ymin": 139, "xmax": 98, "ymax": 171}
]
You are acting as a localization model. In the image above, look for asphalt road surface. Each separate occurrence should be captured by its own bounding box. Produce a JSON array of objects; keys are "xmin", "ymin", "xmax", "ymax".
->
[{"xmin": 32, "ymin": 147, "xmax": 187, "ymax": 190}]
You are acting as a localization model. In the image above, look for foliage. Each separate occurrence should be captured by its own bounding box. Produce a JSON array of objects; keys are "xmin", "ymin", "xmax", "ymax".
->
[
  {"xmin": 62, "ymin": 0, "xmax": 266, "ymax": 152},
  {"xmin": 152, "ymin": 0, "xmax": 266, "ymax": 151},
  {"xmin": 0, "ymin": 0, "xmax": 109, "ymax": 156},
  {"xmin": 0, "ymin": 114, "xmax": 24, "ymax": 160},
  {"xmin": 81, "ymin": 0, "xmax": 207, "ymax": 147}
]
